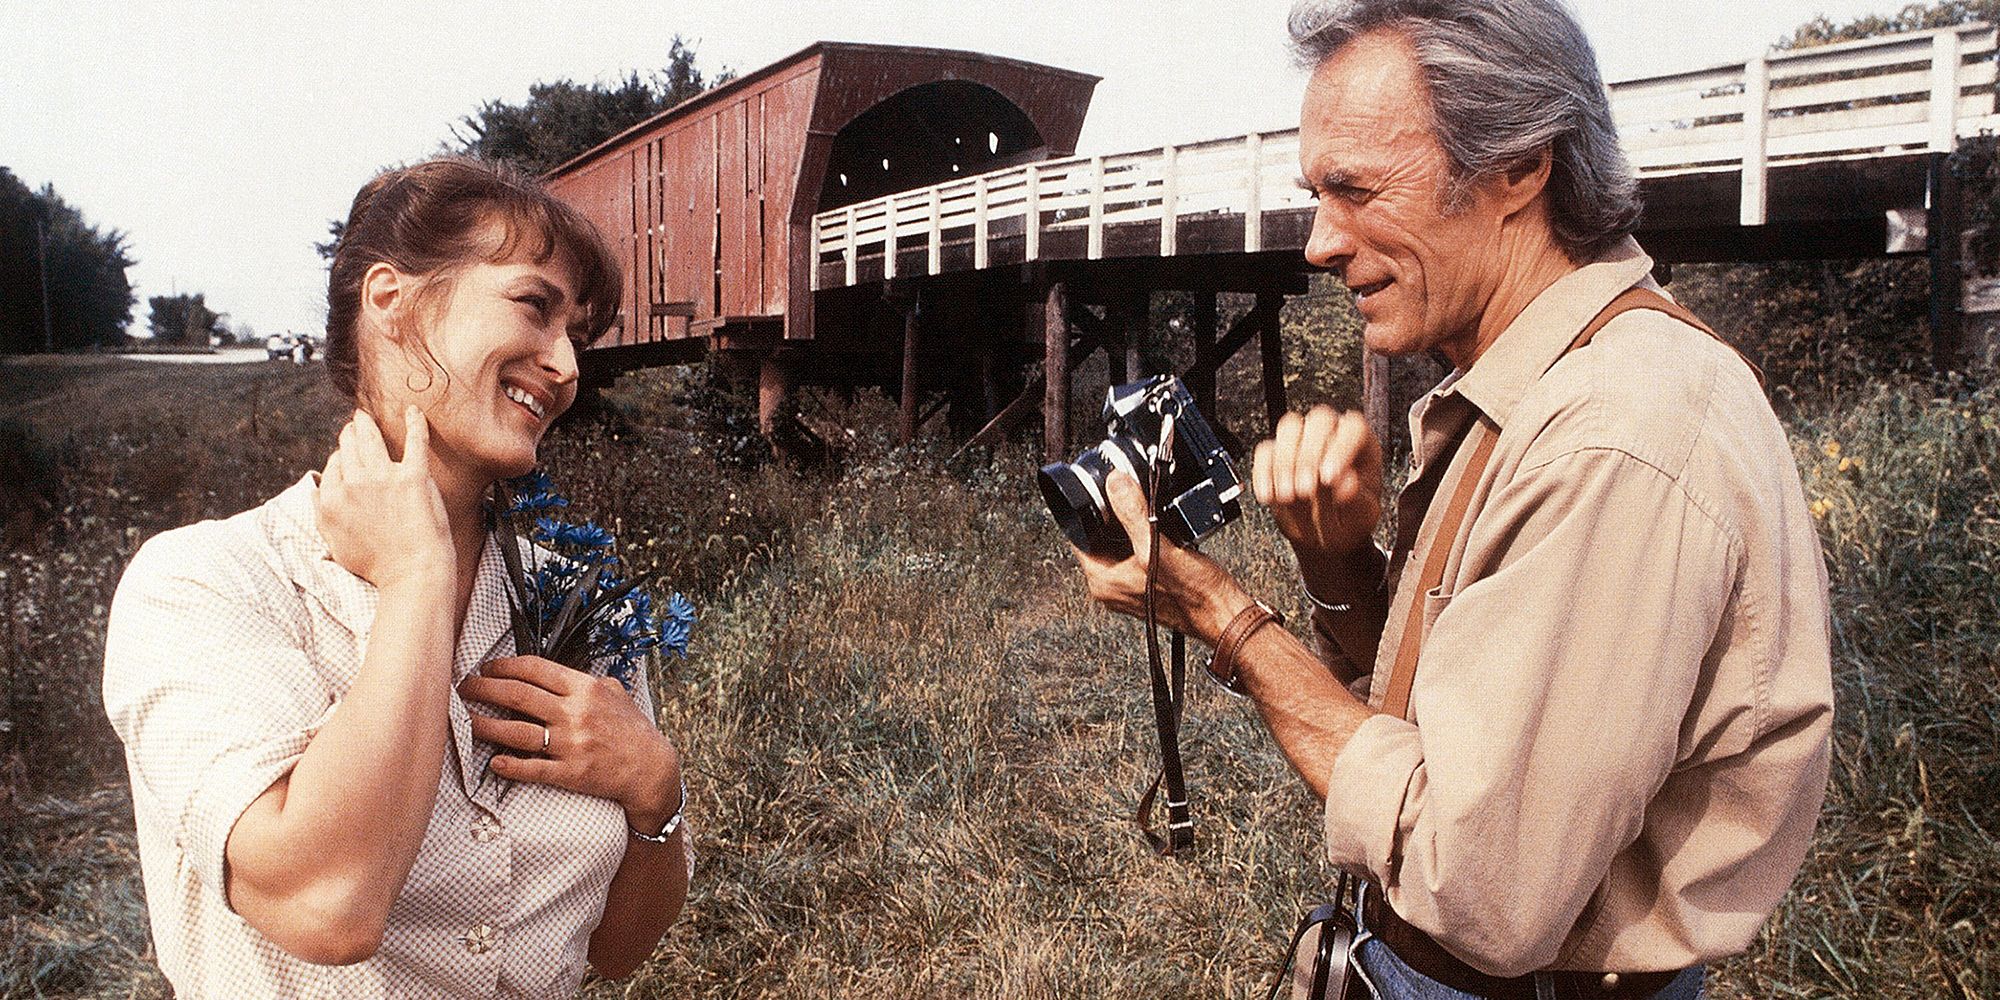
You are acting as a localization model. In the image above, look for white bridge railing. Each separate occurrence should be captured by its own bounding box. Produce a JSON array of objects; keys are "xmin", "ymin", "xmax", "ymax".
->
[{"xmin": 811, "ymin": 22, "xmax": 2000, "ymax": 289}]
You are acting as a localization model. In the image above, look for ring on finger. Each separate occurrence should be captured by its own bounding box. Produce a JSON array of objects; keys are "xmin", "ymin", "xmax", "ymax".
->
[{"xmin": 540, "ymin": 725, "xmax": 551, "ymax": 753}]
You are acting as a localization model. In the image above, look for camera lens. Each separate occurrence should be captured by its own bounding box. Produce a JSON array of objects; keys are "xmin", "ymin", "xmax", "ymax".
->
[{"xmin": 1039, "ymin": 440, "xmax": 1144, "ymax": 556}]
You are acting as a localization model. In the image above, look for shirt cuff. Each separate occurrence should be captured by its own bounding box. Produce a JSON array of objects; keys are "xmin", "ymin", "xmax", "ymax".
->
[
  {"xmin": 1323, "ymin": 712, "xmax": 1425, "ymax": 879},
  {"xmin": 181, "ymin": 703, "xmax": 336, "ymax": 905}
]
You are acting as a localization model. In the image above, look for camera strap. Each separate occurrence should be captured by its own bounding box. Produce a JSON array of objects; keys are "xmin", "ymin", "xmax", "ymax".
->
[{"xmin": 1136, "ymin": 437, "xmax": 1195, "ymax": 856}]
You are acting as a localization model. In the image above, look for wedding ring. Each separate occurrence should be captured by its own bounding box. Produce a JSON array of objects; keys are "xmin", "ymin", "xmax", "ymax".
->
[{"xmin": 539, "ymin": 725, "xmax": 551, "ymax": 753}]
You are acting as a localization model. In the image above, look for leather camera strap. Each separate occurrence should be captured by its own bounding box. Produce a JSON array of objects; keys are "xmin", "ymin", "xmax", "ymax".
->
[{"xmin": 1379, "ymin": 287, "xmax": 1754, "ymax": 721}]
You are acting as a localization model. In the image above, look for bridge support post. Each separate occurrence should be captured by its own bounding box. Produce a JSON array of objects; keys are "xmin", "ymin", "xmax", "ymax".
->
[
  {"xmin": 899, "ymin": 295, "xmax": 921, "ymax": 445},
  {"xmin": 1363, "ymin": 350, "xmax": 1391, "ymax": 447},
  {"xmin": 1043, "ymin": 280, "xmax": 1071, "ymax": 462},
  {"xmin": 1188, "ymin": 293, "xmax": 1219, "ymax": 420},
  {"xmin": 1257, "ymin": 292, "xmax": 1287, "ymax": 432},
  {"xmin": 1929, "ymin": 152, "xmax": 1967, "ymax": 373},
  {"xmin": 758, "ymin": 353, "xmax": 792, "ymax": 439}
]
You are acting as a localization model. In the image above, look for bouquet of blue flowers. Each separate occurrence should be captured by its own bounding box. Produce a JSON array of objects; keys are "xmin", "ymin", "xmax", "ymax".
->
[{"xmin": 489, "ymin": 470, "xmax": 695, "ymax": 690}]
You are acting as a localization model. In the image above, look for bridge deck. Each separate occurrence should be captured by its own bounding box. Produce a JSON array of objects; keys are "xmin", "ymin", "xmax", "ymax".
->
[{"xmin": 811, "ymin": 21, "xmax": 2000, "ymax": 289}]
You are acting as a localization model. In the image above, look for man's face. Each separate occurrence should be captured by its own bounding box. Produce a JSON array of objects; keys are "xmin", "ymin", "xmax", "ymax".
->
[{"xmin": 1297, "ymin": 29, "xmax": 1511, "ymax": 363}]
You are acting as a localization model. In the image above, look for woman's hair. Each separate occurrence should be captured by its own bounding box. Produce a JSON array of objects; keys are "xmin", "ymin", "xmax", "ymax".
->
[
  {"xmin": 323, "ymin": 156, "xmax": 622, "ymax": 400},
  {"xmin": 1287, "ymin": 0, "xmax": 1642, "ymax": 261}
]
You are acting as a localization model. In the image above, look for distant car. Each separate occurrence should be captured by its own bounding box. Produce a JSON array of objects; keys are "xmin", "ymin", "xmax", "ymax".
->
[{"xmin": 266, "ymin": 334, "xmax": 288, "ymax": 361}]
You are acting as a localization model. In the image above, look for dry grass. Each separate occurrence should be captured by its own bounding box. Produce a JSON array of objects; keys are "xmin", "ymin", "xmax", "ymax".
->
[{"xmin": 1, "ymin": 355, "xmax": 1994, "ymax": 998}]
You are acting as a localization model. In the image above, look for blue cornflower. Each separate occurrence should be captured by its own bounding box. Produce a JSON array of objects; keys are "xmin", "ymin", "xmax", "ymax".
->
[{"xmin": 503, "ymin": 471, "xmax": 570, "ymax": 515}]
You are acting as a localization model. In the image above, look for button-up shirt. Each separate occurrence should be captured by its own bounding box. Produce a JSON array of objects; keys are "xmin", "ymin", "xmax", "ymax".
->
[
  {"xmin": 1317, "ymin": 238, "xmax": 1834, "ymax": 977},
  {"xmin": 104, "ymin": 473, "xmax": 665, "ymax": 998}
]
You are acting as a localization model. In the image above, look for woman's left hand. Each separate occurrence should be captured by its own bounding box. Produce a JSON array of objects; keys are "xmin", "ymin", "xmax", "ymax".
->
[{"xmin": 459, "ymin": 657, "xmax": 681, "ymax": 826}]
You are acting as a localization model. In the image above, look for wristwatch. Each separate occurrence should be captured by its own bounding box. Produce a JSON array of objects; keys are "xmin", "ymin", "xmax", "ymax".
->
[
  {"xmin": 1206, "ymin": 598, "xmax": 1284, "ymax": 696},
  {"xmin": 627, "ymin": 773, "xmax": 688, "ymax": 843}
]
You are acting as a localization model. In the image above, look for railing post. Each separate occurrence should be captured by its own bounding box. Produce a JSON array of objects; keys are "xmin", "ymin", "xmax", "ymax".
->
[
  {"xmin": 810, "ymin": 213, "xmax": 823, "ymax": 292},
  {"xmin": 928, "ymin": 187, "xmax": 942, "ymax": 276},
  {"xmin": 884, "ymin": 195, "xmax": 899, "ymax": 281},
  {"xmin": 1088, "ymin": 155, "xmax": 1106, "ymax": 260},
  {"xmin": 974, "ymin": 175, "xmax": 991, "ymax": 270},
  {"xmin": 1159, "ymin": 144, "xmax": 1179, "ymax": 257},
  {"xmin": 1245, "ymin": 132, "xmax": 1265, "ymax": 252},
  {"xmin": 843, "ymin": 205, "xmax": 858, "ymax": 287},
  {"xmin": 1930, "ymin": 28, "xmax": 1963, "ymax": 152},
  {"xmin": 1740, "ymin": 53, "xmax": 1771, "ymax": 227},
  {"xmin": 1025, "ymin": 164, "xmax": 1042, "ymax": 262}
]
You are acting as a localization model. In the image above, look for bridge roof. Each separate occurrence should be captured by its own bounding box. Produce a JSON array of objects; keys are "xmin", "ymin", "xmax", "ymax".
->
[{"xmin": 544, "ymin": 41, "xmax": 1102, "ymax": 181}]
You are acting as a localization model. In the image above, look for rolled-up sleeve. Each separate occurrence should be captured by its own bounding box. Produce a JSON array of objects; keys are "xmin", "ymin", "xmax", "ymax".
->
[
  {"xmin": 1323, "ymin": 446, "xmax": 1739, "ymax": 976},
  {"xmin": 103, "ymin": 531, "xmax": 337, "ymax": 901}
]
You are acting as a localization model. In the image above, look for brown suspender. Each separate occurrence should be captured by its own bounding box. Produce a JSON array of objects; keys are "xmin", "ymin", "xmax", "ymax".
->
[{"xmin": 1377, "ymin": 288, "xmax": 1758, "ymax": 721}]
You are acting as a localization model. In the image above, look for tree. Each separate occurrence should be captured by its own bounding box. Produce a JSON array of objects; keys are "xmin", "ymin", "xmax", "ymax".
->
[
  {"xmin": 315, "ymin": 38, "xmax": 730, "ymax": 263},
  {"xmin": 453, "ymin": 36, "xmax": 730, "ymax": 177},
  {"xmin": 147, "ymin": 293, "xmax": 222, "ymax": 346},
  {"xmin": 0, "ymin": 168, "xmax": 135, "ymax": 353},
  {"xmin": 1780, "ymin": 1, "xmax": 1998, "ymax": 48}
]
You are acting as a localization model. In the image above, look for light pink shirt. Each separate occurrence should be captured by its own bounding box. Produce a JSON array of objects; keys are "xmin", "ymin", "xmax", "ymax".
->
[{"xmin": 104, "ymin": 473, "xmax": 667, "ymax": 998}]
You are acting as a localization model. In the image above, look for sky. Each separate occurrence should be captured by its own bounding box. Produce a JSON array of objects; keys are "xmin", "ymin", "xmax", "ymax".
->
[{"xmin": 2, "ymin": 0, "xmax": 1922, "ymax": 341}]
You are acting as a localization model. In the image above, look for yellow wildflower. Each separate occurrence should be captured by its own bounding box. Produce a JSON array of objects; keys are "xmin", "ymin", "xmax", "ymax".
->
[
  {"xmin": 1838, "ymin": 456, "xmax": 1855, "ymax": 473},
  {"xmin": 1823, "ymin": 440, "xmax": 1842, "ymax": 458},
  {"xmin": 1809, "ymin": 498, "xmax": 1834, "ymax": 519}
]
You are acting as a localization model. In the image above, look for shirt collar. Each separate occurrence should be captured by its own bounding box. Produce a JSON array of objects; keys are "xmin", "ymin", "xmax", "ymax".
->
[{"xmin": 1445, "ymin": 236, "xmax": 1657, "ymax": 429}]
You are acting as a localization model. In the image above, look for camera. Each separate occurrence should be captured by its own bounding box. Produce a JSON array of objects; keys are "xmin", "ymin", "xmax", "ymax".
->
[{"xmin": 1039, "ymin": 375, "xmax": 1244, "ymax": 558}]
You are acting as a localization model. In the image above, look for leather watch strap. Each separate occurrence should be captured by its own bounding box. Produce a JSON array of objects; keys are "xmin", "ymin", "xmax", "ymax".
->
[{"xmin": 1208, "ymin": 599, "xmax": 1283, "ymax": 695}]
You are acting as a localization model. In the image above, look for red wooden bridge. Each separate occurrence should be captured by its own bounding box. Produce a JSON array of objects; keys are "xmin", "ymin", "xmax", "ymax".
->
[{"xmin": 547, "ymin": 27, "xmax": 2000, "ymax": 456}]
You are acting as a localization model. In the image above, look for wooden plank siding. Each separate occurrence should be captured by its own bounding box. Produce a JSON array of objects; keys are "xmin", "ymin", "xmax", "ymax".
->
[{"xmin": 545, "ymin": 42, "xmax": 1098, "ymax": 351}]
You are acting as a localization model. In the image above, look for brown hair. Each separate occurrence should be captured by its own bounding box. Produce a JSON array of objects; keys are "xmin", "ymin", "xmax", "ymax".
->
[{"xmin": 323, "ymin": 156, "xmax": 622, "ymax": 400}]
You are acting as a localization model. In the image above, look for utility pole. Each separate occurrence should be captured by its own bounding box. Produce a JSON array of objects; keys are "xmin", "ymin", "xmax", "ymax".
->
[{"xmin": 34, "ymin": 214, "xmax": 53, "ymax": 353}]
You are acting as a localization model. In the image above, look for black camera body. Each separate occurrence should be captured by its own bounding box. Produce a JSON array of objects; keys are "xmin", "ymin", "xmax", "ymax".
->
[{"xmin": 1039, "ymin": 375, "xmax": 1244, "ymax": 558}]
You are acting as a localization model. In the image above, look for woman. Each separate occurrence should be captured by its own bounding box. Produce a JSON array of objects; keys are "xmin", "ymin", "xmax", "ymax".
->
[{"xmin": 103, "ymin": 157, "xmax": 690, "ymax": 998}]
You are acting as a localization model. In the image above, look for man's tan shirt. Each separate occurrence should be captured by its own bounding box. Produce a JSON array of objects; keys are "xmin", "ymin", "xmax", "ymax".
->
[{"xmin": 1316, "ymin": 238, "xmax": 1834, "ymax": 977}]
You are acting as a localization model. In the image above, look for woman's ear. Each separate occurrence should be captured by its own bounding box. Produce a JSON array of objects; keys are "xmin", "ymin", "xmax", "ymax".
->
[{"xmin": 360, "ymin": 262, "xmax": 407, "ymax": 342}]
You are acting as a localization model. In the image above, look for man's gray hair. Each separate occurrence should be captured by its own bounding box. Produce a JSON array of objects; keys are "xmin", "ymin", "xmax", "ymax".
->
[{"xmin": 1289, "ymin": 0, "xmax": 1641, "ymax": 260}]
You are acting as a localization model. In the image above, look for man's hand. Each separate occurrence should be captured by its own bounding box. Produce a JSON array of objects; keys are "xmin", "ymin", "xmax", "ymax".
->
[
  {"xmin": 1252, "ymin": 406, "xmax": 1384, "ymax": 594},
  {"xmin": 1070, "ymin": 471, "xmax": 1251, "ymax": 645}
]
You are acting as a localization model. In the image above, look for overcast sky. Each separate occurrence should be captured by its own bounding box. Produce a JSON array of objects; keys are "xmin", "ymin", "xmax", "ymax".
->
[{"xmin": 2, "ymin": 0, "xmax": 1919, "ymax": 340}]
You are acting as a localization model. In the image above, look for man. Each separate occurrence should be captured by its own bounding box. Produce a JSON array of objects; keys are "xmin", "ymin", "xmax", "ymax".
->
[{"xmin": 1072, "ymin": 1, "xmax": 1833, "ymax": 996}]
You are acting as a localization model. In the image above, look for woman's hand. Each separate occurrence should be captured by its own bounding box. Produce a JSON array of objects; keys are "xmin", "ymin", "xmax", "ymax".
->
[
  {"xmin": 1252, "ymin": 406, "xmax": 1384, "ymax": 589},
  {"xmin": 316, "ymin": 406, "xmax": 453, "ymax": 590},
  {"xmin": 458, "ymin": 657, "xmax": 682, "ymax": 826},
  {"xmin": 1071, "ymin": 471, "xmax": 1252, "ymax": 646}
]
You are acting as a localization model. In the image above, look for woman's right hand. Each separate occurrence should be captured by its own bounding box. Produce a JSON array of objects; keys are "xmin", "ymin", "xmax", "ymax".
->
[
  {"xmin": 1252, "ymin": 406, "xmax": 1385, "ymax": 574},
  {"xmin": 316, "ymin": 406, "xmax": 453, "ymax": 589}
]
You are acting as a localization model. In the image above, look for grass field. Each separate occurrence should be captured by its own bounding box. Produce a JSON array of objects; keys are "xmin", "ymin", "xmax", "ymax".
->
[{"xmin": 1, "ymin": 351, "xmax": 1994, "ymax": 998}]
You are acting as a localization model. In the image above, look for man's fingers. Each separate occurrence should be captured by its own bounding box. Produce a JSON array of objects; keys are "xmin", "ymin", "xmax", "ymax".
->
[
  {"xmin": 401, "ymin": 405, "xmax": 430, "ymax": 471},
  {"xmin": 1319, "ymin": 411, "xmax": 1371, "ymax": 493},
  {"xmin": 1103, "ymin": 471, "xmax": 1153, "ymax": 563},
  {"xmin": 1251, "ymin": 438, "xmax": 1275, "ymax": 505},
  {"xmin": 1294, "ymin": 405, "xmax": 1339, "ymax": 503},
  {"xmin": 1268, "ymin": 410, "xmax": 1306, "ymax": 504}
]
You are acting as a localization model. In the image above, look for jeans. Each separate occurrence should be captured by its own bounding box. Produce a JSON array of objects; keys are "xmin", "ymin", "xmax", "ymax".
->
[{"xmin": 1352, "ymin": 934, "xmax": 1706, "ymax": 1000}]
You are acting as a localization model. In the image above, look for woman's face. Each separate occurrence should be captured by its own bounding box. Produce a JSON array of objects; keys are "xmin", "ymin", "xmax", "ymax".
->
[{"xmin": 363, "ymin": 237, "xmax": 585, "ymax": 485}]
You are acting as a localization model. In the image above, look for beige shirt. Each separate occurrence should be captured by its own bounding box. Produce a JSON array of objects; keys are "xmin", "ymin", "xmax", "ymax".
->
[
  {"xmin": 1317, "ymin": 238, "xmax": 1834, "ymax": 977},
  {"xmin": 103, "ymin": 473, "xmax": 666, "ymax": 999}
]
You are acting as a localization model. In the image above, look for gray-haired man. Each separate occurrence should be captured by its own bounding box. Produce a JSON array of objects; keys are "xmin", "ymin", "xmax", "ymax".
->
[{"xmin": 1072, "ymin": 2, "xmax": 1834, "ymax": 996}]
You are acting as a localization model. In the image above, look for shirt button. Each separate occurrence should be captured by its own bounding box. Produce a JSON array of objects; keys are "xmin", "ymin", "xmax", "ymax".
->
[
  {"xmin": 470, "ymin": 816, "xmax": 501, "ymax": 843},
  {"xmin": 462, "ymin": 924, "xmax": 497, "ymax": 954}
]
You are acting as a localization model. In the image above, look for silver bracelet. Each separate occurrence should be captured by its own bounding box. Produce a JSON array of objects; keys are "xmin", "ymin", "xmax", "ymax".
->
[
  {"xmin": 628, "ymin": 773, "xmax": 688, "ymax": 844},
  {"xmin": 1302, "ymin": 580, "xmax": 1354, "ymax": 613}
]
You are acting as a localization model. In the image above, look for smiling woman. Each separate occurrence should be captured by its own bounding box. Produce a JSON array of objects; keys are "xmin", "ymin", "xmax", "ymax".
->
[{"xmin": 101, "ymin": 157, "xmax": 693, "ymax": 999}]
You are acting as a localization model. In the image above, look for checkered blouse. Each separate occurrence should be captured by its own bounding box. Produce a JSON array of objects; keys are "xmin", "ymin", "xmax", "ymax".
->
[{"xmin": 104, "ymin": 473, "xmax": 678, "ymax": 998}]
